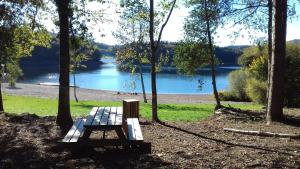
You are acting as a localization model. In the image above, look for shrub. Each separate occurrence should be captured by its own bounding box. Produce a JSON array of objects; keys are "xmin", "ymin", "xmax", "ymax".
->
[
  {"xmin": 219, "ymin": 91, "xmax": 246, "ymax": 102},
  {"xmin": 7, "ymin": 63, "xmax": 23, "ymax": 87},
  {"xmin": 248, "ymin": 55, "xmax": 268, "ymax": 81},
  {"xmin": 246, "ymin": 78, "xmax": 267, "ymax": 104},
  {"xmin": 236, "ymin": 43, "xmax": 300, "ymax": 107},
  {"xmin": 227, "ymin": 69, "xmax": 250, "ymax": 101}
]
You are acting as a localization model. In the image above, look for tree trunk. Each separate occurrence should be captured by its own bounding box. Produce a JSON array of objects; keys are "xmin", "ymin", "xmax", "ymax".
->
[
  {"xmin": 0, "ymin": 81, "xmax": 4, "ymax": 112},
  {"xmin": 139, "ymin": 63, "xmax": 147, "ymax": 103},
  {"xmin": 149, "ymin": 0, "xmax": 158, "ymax": 122},
  {"xmin": 266, "ymin": 0, "xmax": 287, "ymax": 123},
  {"xmin": 266, "ymin": 0, "xmax": 273, "ymax": 107},
  {"xmin": 150, "ymin": 56, "xmax": 158, "ymax": 121},
  {"xmin": 56, "ymin": 0, "xmax": 73, "ymax": 133},
  {"xmin": 73, "ymin": 72, "xmax": 78, "ymax": 102},
  {"xmin": 204, "ymin": 0, "xmax": 221, "ymax": 109}
]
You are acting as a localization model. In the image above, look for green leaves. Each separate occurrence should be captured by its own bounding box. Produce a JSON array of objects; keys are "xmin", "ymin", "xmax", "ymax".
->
[
  {"xmin": 184, "ymin": 0, "xmax": 220, "ymax": 43},
  {"xmin": 115, "ymin": 0, "xmax": 150, "ymax": 73},
  {"xmin": 174, "ymin": 41, "xmax": 210, "ymax": 75},
  {"xmin": 115, "ymin": 44, "xmax": 149, "ymax": 72},
  {"xmin": 6, "ymin": 63, "xmax": 23, "ymax": 87}
]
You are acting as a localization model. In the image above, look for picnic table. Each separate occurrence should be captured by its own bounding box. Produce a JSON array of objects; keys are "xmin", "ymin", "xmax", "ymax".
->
[{"xmin": 62, "ymin": 106, "xmax": 147, "ymax": 150}]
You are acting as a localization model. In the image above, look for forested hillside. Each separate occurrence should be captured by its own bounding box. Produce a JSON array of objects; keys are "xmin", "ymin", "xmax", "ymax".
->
[
  {"xmin": 21, "ymin": 39, "xmax": 299, "ymax": 74},
  {"xmin": 20, "ymin": 42, "xmax": 114, "ymax": 74}
]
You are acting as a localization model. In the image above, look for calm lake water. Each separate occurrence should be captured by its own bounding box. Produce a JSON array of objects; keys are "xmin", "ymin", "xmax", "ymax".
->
[{"xmin": 19, "ymin": 58, "xmax": 240, "ymax": 94}]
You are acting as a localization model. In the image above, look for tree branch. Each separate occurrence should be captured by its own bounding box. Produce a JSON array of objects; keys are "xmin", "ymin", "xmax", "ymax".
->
[
  {"xmin": 224, "ymin": 128, "xmax": 300, "ymax": 139},
  {"xmin": 156, "ymin": 0, "xmax": 177, "ymax": 48}
]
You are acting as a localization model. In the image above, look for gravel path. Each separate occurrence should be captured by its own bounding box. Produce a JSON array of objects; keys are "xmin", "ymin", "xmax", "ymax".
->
[{"xmin": 2, "ymin": 83, "xmax": 247, "ymax": 104}]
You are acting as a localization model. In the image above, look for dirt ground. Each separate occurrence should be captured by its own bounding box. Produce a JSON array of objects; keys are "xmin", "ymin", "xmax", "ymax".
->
[{"xmin": 0, "ymin": 108, "xmax": 300, "ymax": 169}]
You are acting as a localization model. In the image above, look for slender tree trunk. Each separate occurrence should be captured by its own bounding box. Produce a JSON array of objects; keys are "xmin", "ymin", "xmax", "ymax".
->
[
  {"xmin": 31, "ymin": 5, "xmax": 38, "ymax": 30},
  {"xmin": 266, "ymin": 0, "xmax": 287, "ymax": 123},
  {"xmin": 73, "ymin": 72, "xmax": 78, "ymax": 102},
  {"xmin": 56, "ymin": 0, "xmax": 73, "ymax": 133},
  {"xmin": 139, "ymin": 63, "xmax": 147, "ymax": 103},
  {"xmin": 266, "ymin": 0, "xmax": 273, "ymax": 106},
  {"xmin": 150, "ymin": 53, "xmax": 158, "ymax": 121},
  {"xmin": 149, "ymin": 0, "xmax": 158, "ymax": 122},
  {"xmin": 204, "ymin": 0, "xmax": 221, "ymax": 109},
  {"xmin": 0, "ymin": 81, "xmax": 4, "ymax": 112}
]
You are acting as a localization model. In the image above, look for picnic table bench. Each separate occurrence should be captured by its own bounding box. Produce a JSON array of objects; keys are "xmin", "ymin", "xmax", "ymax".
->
[{"xmin": 62, "ymin": 104, "xmax": 149, "ymax": 152}]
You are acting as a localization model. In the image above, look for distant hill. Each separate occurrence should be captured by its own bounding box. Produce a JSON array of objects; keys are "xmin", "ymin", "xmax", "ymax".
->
[
  {"xmin": 215, "ymin": 45, "xmax": 248, "ymax": 65},
  {"xmin": 20, "ymin": 40, "xmax": 247, "ymax": 77},
  {"xmin": 288, "ymin": 39, "xmax": 300, "ymax": 45},
  {"xmin": 94, "ymin": 43, "xmax": 115, "ymax": 57},
  {"xmin": 20, "ymin": 41, "xmax": 108, "ymax": 76}
]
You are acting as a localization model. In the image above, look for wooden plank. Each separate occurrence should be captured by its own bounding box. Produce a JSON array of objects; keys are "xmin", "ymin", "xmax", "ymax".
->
[
  {"xmin": 78, "ymin": 138, "xmax": 126, "ymax": 147},
  {"xmin": 62, "ymin": 119, "xmax": 83, "ymax": 142},
  {"xmin": 115, "ymin": 107, "xmax": 123, "ymax": 126},
  {"xmin": 108, "ymin": 107, "xmax": 117, "ymax": 125},
  {"xmin": 91, "ymin": 107, "xmax": 105, "ymax": 126},
  {"xmin": 69, "ymin": 119, "xmax": 86, "ymax": 142},
  {"xmin": 127, "ymin": 118, "xmax": 143, "ymax": 141},
  {"xmin": 84, "ymin": 107, "xmax": 98, "ymax": 126},
  {"xmin": 100, "ymin": 107, "xmax": 111, "ymax": 125}
]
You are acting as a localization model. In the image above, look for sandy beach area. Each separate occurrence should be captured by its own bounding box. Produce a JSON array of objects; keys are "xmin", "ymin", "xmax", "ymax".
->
[{"xmin": 1, "ymin": 83, "xmax": 249, "ymax": 104}]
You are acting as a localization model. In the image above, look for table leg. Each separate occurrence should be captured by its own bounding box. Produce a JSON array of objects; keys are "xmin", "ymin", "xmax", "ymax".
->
[
  {"xmin": 115, "ymin": 128, "xmax": 126, "ymax": 140},
  {"xmin": 82, "ymin": 128, "xmax": 92, "ymax": 139},
  {"xmin": 102, "ymin": 131, "xmax": 106, "ymax": 139}
]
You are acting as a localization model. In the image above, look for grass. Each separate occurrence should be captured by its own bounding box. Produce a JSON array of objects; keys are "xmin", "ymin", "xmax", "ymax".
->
[{"xmin": 3, "ymin": 94, "xmax": 262, "ymax": 122}]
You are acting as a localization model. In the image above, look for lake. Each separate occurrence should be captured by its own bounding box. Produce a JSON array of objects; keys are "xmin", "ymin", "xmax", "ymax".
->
[{"xmin": 19, "ymin": 58, "xmax": 240, "ymax": 94}]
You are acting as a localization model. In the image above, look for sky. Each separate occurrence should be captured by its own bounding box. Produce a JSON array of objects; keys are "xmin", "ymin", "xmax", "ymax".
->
[{"xmin": 44, "ymin": 1, "xmax": 300, "ymax": 47}]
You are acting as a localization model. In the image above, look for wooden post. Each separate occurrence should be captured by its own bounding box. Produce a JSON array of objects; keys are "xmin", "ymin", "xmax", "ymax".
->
[
  {"xmin": 122, "ymin": 99, "xmax": 139, "ymax": 138},
  {"xmin": 123, "ymin": 99, "xmax": 139, "ymax": 118}
]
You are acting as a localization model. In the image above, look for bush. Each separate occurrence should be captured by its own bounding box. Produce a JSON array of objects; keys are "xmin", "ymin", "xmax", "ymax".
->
[
  {"xmin": 7, "ymin": 63, "xmax": 23, "ymax": 87},
  {"xmin": 226, "ymin": 69, "xmax": 250, "ymax": 101},
  {"xmin": 246, "ymin": 78, "xmax": 267, "ymax": 104},
  {"xmin": 236, "ymin": 43, "xmax": 300, "ymax": 107},
  {"xmin": 248, "ymin": 55, "xmax": 268, "ymax": 81},
  {"xmin": 219, "ymin": 91, "xmax": 245, "ymax": 102}
]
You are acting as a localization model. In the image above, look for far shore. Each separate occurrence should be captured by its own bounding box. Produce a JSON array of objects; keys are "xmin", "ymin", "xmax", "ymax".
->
[{"xmin": 2, "ymin": 83, "xmax": 250, "ymax": 104}]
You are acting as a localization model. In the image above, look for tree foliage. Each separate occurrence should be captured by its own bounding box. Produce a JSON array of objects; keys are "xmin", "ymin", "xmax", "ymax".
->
[
  {"xmin": 174, "ymin": 42, "xmax": 209, "ymax": 75},
  {"xmin": 177, "ymin": 0, "xmax": 227, "ymax": 108},
  {"xmin": 226, "ymin": 43, "xmax": 300, "ymax": 107},
  {"xmin": 5, "ymin": 26, "xmax": 51, "ymax": 86},
  {"xmin": 0, "ymin": 0, "xmax": 51, "ymax": 91},
  {"xmin": 115, "ymin": 0, "xmax": 149, "ymax": 69}
]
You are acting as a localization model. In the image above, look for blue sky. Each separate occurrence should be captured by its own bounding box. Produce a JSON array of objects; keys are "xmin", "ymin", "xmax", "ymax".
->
[{"xmin": 44, "ymin": 1, "xmax": 300, "ymax": 46}]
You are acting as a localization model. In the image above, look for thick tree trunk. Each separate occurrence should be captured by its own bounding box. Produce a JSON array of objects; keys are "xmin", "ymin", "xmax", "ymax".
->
[
  {"xmin": 56, "ymin": 0, "xmax": 73, "ymax": 133},
  {"xmin": 266, "ymin": 0, "xmax": 287, "ymax": 123},
  {"xmin": 0, "ymin": 81, "xmax": 4, "ymax": 112},
  {"xmin": 266, "ymin": 0, "xmax": 273, "ymax": 106},
  {"xmin": 149, "ymin": 0, "xmax": 158, "ymax": 122},
  {"xmin": 139, "ymin": 64, "xmax": 147, "ymax": 103},
  {"xmin": 204, "ymin": 0, "xmax": 221, "ymax": 109}
]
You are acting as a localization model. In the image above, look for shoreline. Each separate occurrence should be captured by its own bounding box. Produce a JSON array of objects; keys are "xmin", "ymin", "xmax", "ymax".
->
[{"xmin": 2, "ymin": 83, "xmax": 249, "ymax": 104}]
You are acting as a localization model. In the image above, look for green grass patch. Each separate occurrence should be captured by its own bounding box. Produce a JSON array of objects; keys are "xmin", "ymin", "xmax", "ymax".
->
[{"xmin": 3, "ymin": 94, "xmax": 262, "ymax": 122}]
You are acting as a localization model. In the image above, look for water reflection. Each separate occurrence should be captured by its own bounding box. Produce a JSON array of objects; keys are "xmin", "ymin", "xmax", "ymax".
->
[{"xmin": 19, "ymin": 59, "xmax": 239, "ymax": 94}]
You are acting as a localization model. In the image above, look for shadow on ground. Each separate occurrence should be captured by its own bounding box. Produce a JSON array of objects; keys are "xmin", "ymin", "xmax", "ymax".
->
[{"xmin": 0, "ymin": 112, "xmax": 166, "ymax": 169}]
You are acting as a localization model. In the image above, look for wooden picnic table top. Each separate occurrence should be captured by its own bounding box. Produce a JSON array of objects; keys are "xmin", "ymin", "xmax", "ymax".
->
[
  {"xmin": 83, "ymin": 106, "xmax": 123, "ymax": 130},
  {"xmin": 63, "ymin": 105, "xmax": 148, "ymax": 152}
]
